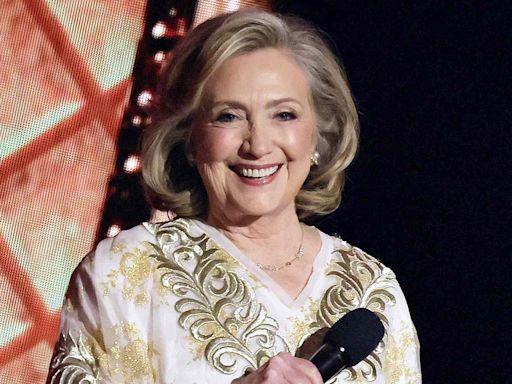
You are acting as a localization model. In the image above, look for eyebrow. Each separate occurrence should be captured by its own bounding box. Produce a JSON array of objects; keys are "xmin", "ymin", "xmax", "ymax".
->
[
  {"xmin": 267, "ymin": 97, "xmax": 303, "ymax": 108},
  {"xmin": 210, "ymin": 97, "xmax": 303, "ymax": 110},
  {"xmin": 210, "ymin": 100, "xmax": 246, "ymax": 110}
]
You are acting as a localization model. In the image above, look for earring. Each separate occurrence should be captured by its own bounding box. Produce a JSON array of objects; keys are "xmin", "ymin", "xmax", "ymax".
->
[{"xmin": 310, "ymin": 151, "xmax": 320, "ymax": 166}]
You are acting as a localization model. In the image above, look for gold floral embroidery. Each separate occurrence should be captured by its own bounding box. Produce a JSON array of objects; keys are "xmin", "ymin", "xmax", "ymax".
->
[
  {"xmin": 288, "ymin": 297, "xmax": 322, "ymax": 354},
  {"xmin": 311, "ymin": 238, "xmax": 397, "ymax": 382},
  {"xmin": 289, "ymin": 317, "xmax": 313, "ymax": 354},
  {"xmin": 111, "ymin": 240, "xmax": 127, "ymax": 254},
  {"xmin": 184, "ymin": 334, "xmax": 208, "ymax": 361},
  {"xmin": 144, "ymin": 219, "xmax": 289, "ymax": 375},
  {"xmin": 383, "ymin": 323, "xmax": 421, "ymax": 383},
  {"xmin": 108, "ymin": 322, "xmax": 158, "ymax": 383},
  {"xmin": 48, "ymin": 330, "xmax": 106, "ymax": 383},
  {"xmin": 101, "ymin": 241, "xmax": 156, "ymax": 305}
]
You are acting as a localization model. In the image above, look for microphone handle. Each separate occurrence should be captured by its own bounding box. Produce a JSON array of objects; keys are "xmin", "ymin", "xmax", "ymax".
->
[{"xmin": 309, "ymin": 341, "xmax": 349, "ymax": 382}]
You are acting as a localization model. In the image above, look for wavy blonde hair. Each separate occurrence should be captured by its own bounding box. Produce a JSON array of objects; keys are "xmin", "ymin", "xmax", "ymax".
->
[{"xmin": 142, "ymin": 10, "xmax": 359, "ymax": 219}]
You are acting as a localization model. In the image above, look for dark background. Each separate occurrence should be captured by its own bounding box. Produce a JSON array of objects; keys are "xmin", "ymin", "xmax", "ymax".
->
[{"xmin": 277, "ymin": 1, "xmax": 511, "ymax": 382}]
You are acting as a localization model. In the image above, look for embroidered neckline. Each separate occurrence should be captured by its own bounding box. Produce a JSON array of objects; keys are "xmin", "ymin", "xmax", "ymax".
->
[{"xmin": 193, "ymin": 219, "xmax": 332, "ymax": 308}]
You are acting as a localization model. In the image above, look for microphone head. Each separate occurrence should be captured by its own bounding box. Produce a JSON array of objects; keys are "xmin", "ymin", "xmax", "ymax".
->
[{"xmin": 324, "ymin": 308, "xmax": 385, "ymax": 367}]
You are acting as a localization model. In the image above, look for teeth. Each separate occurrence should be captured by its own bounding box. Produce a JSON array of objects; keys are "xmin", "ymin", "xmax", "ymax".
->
[{"xmin": 240, "ymin": 166, "xmax": 278, "ymax": 178}]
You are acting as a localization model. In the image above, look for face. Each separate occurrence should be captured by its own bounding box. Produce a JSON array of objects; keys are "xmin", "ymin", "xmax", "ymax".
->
[{"xmin": 191, "ymin": 48, "xmax": 316, "ymax": 222}]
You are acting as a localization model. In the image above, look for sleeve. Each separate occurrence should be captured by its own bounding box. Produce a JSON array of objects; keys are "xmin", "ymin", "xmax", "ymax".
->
[
  {"xmin": 47, "ymin": 248, "xmax": 113, "ymax": 383},
  {"xmin": 47, "ymin": 233, "xmax": 163, "ymax": 384},
  {"xmin": 380, "ymin": 277, "xmax": 422, "ymax": 383}
]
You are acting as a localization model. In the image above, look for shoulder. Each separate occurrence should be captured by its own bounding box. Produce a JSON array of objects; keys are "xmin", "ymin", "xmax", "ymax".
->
[
  {"xmin": 315, "ymin": 230, "xmax": 416, "ymax": 329},
  {"xmin": 315, "ymin": 232, "xmax": 421, "ymax": 380},
  {"xmin": 97, "ymin": 223, "xmax": 156, "ymax": 255},
  {"xmin": 319, "ymin": 230, "xmax": 395, "ymax": 279},
  {"xmin": 68, "ymin": 223, "xmax": 170, "ymax": 305},
  {"xmin": 78, "ymin": 218, "xmax": 203, "ymax": 279},
  {"xmin": 321, "ymin": 231, "xmax": 419, "ymax": 328},
  {"xmin": 76, "ymin": 224, "xmax": 155, "ymax": 272}
]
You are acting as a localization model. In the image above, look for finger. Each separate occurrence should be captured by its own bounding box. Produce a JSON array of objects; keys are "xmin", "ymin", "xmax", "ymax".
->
[
  {"xmin": 263, "ymin": 365, "xmax": 286, "ymax": 383},
  {"xmin": 292, "ymin": 357, "xmax": 323, "ymax": 384},
  {"xmin": 234, "ymin": 357, "xmax": 289, "ymax": 384},
  {"xmin": 270, "ymin": 352, "xmax": 323, "ymax": 384},
  {"xmin": 262, "ymin": 354, "xmax": 288, "ymax": 383}
]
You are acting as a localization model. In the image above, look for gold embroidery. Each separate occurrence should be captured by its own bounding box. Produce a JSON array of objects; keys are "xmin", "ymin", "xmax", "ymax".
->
[
  {"xmin": 185, "ymin": 334, "xmax": 207, "ymax": 361},
  {"xmin": 383, "ymin": 323, "xmax": 421, "ymax": 383},
  {"xmin": 113, "ymin": 322, "xmax": 139, "ymax": 338},
  {"xmin": 312, "ymin": 239, "xmax": 397, "ymax": 382},
  {"xmin": 101, "ymin": 242, "xmax": 156, "ymax": 304},
  {"xmin": 289, "ymin": 297, "xmax": 322, "ymax": 354},
  {"xmin": 289, "ymin": 317, "xmax": 312, "ymax": 354},
  {"xmin": 48, "ymin": 331, "xmax": 105, "ymax": 383},
  {"xmin": 111, "ymin": 240, "xmax": 128, "ymax": 254},
  {"xmin": 144, "ymin": 219, "xmax": 289, "ymax": 375},
  {"xmin": 108, "ymin": 322, "xmax": 157, "ymax": 383}
]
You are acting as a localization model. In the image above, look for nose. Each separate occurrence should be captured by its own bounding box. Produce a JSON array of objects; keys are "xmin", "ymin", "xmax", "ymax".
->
[{"xmin": 241, "ymin": 119, "xmax": 273, "ymax": 158}]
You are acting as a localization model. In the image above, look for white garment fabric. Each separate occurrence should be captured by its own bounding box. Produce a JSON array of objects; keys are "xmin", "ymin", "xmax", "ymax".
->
[{"xmin": 48, "ymin": 218, "xmax": 421, "ymax": 383}]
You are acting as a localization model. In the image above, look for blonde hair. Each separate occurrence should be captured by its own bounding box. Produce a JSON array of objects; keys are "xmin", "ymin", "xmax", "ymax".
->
[{"xmin": 142, "ymin": 10, "xmax": 359, "ymax": 219}]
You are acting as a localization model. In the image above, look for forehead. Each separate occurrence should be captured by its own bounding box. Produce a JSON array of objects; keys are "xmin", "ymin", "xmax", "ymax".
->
[{"xmin": 205, "ymin": 48, "xmax": 311, "ymax": 103}]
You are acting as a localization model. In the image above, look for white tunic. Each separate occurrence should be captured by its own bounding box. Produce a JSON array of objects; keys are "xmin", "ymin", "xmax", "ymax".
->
[{"xmin": 48, "ymin": 218, "xmax": 421, "ymax": 383}]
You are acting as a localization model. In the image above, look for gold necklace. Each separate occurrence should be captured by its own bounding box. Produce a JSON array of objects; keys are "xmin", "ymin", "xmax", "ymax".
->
[{"xmin": 256, "ymin": 225, "xmax": 305, "ymax": 272}]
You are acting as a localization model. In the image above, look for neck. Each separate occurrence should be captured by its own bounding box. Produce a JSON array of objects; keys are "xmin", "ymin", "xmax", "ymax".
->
[{"xmin": 205, "ymin": 205, "xmax": 302, "ymax": 255}]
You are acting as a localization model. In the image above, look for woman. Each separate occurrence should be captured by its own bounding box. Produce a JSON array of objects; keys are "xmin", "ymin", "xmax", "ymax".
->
[{"xmin": 48, "ymin": 10, "xmax": 421, "ymax": 383}]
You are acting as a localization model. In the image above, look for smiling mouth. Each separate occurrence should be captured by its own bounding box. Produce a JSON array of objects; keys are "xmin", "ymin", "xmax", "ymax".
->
[{"xmin": 230, "ymin": 164, "xmax": 281, "ymax": 179}]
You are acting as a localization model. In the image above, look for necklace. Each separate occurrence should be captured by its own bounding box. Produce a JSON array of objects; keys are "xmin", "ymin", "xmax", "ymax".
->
[{"xmin": 256, "ymin": 225, "xmax": 305, "ymax": 272}]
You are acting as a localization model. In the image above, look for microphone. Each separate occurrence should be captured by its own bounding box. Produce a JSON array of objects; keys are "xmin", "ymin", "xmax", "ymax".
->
[{"xmin": 309, "ymin": 308, "xmax": 385, "ymax": 382}]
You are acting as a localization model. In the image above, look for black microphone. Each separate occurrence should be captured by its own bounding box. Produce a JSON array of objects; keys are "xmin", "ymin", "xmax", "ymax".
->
[{"xmin": 309, "ymin": 308, "xmax": 385, "ymax": 382}]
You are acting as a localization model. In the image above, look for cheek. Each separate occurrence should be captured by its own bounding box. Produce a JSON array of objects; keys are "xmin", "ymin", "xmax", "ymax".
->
[
  {"xmin": 284, "ymin": 122, "xmax": 316, "ymax": 159},
  {"xmin": 193, "ymin": 127, "xmax": 240, "ymax": 162}
]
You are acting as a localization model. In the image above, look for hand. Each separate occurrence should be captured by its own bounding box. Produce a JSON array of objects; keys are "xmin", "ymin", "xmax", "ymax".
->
[{"xmin": 231, "ymin": 352, "xmax": 323, "ymax": 384}]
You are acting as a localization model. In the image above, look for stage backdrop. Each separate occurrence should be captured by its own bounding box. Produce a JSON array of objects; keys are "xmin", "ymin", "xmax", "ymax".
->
[{"xmin": 0, "ymin": 1, "xmax": 147, "ymax": 382}]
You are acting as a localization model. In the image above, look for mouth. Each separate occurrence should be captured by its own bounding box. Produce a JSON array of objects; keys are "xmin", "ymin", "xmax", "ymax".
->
[{"xmin": 230, "ymin": 164, "xmax": 282, "ymax": 184}]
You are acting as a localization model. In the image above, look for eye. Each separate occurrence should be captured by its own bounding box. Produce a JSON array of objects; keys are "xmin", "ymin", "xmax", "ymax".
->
[
  {"xmin": 215, "ymin": 112, "xmax": 240, "ymax": 123},
  {"xmin": 275, "ymin": 111, "xmax": 297, "ymax": 121}
]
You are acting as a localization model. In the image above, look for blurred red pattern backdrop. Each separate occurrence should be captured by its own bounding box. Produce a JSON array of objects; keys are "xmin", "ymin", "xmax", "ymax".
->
[{"xmin": 0, "ymin": 1, "xmax": 147, "ymax": 381}]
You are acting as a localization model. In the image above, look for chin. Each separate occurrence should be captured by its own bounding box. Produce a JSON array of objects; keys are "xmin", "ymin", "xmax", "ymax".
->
[
  {"xmin": 228, "ymin": 196, "xmax": 293, "ymax": 220},
  {"xmin": 235, "ymin": 204, "xmax": 277, "ymax": 218}
]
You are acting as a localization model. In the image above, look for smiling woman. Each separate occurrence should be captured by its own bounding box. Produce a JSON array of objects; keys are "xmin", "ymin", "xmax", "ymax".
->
[
  {"xmin": 47, "ymin": 10, "xmax": 421, "ymax": 384},
  {"xmin": 193, "ymin": 48, "xmax": 316, "ymax": 223}
]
